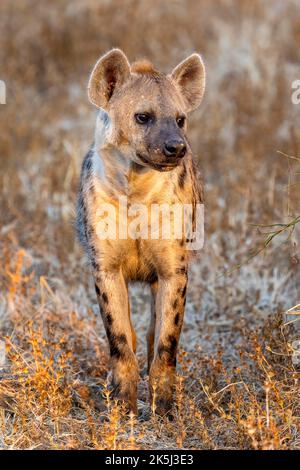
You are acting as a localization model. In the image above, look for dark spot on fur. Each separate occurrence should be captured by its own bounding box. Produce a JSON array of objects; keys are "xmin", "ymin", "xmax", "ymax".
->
[
  {"xmin": 110, "ymin": 343, "xmax": 122, "ymax": 359},
  {"xmin": 174, "ymin": 313, "xmax": 180, "ymax": 326},
  {"xmin": 92, "ymin": 259, "xmax": 100, "ymax": 271},
  {"xmin": 83, "ymin": 214, "xmax": 87, "ymax": 228},
  {"xmin": 85, "ymin": 157, "xmax": 92, "ymax": 172},
  {"xmin": 158, "ymin": 335, "xmax": 178, "ymax": 366},
  {"xmin": 82, "ymin": 150, "xmax": 93, "ymax": 180},
  {"xmin": 89, "ymin": 182, "xmax": 95, "ymax": 194},
  {"xmin": 173, "ymin": 299, "xmax": 178, "ymax": 309},
  {"xmin": 168, "ymin": 335, "xmax": 177, "ymax": 351},
  {"xmin": 182, "ymin": 284, "xmax": 187, "ymax": 298},
  {"xmin": 106, "ymin": 313, "xmax": 113, "ymax": 326},
  {"xmin": 106, "ymin": 324, "xmax": 112, "ymax": 341},
  {"xmin": 180, "ymin": 255, "xmax": 185, "ymax": 261},
  {"xmin": 95, "ymin": 284, "xmax": 100, "ymax": 296},
  {"xmin": 176, "ymin": 267, "xmax": 187, "ymax": 275},
  {"xmin": 179, "ymin": 239, "xmax": 184, "ymax": 247},
  {"xmin": 102, "ymin": 292, "xmax": 109, "ymax": 304},
  {"xmin": 87, "ymin": 226, "xmax": 94, "ymax": 238},
  {"xmin": 118, "ymin": 334, "xmax": 127, "ymax": 344},
  {"xmin": 108, "ymin": 333, "xmax": 127, "ymax": 359},
  {"xmin": 90, "ymin": 245, "xmax": 96, "ymax": 257},
  {"xmin": 144, "ymin": 268, "xmax": 158, "ymax": 284}
]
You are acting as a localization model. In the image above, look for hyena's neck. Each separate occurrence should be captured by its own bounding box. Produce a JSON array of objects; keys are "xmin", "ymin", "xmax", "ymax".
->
[
  {"xmin": 92, "ymin": 146, "xmax": 131, "ymax": 195},
  {"xmin": 91, "ymin": 110, "xmax": 181, "ymax": 202},
  {"xmin": 91, "ymin": 146, "xmax": 178, "ymax": 203}
]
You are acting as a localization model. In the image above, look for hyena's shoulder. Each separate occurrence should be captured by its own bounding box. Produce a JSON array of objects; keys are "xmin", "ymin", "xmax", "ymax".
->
[
  {"xmin": 179, "ymin": 154, "xmax": 204, "ymax": 205},
  {"xmin": 76, "ymin": 147, "xmax": 94, "ymax": 248}
]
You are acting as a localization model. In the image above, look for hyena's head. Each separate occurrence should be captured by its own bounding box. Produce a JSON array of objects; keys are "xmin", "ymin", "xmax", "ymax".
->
[{"xmin": 88, "ymin": 49, "xmax": 205, "ymax": 171}]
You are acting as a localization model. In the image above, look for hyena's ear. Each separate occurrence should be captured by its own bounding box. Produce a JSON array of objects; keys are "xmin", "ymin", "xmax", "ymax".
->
[
  {"xmin": 170, "ymin": 54, "xmax": 205, "ymax": 112},
  {"xmin": 88, "ymin": 49, "xmax": 131, "ymax": 108}
]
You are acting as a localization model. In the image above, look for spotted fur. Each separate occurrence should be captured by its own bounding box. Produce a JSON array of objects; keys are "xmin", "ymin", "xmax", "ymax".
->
[{"xmin": 76, "ymin": 49, "xmax": 205, "ymax": 415}]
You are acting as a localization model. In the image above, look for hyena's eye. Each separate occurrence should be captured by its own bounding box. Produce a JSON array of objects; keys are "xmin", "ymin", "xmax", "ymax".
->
[
  {"xmin": 135, "ymin": 113, "xmax": 152, "ymax": 125},
  {"xmin": 176, "ymin": 116, "xmax": 186, "ymax": 128}
]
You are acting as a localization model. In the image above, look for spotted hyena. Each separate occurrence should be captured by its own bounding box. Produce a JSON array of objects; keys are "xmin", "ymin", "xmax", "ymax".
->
[{"xmin": 77, "ymin": 49, "xmax": 205, "ymax": 415}]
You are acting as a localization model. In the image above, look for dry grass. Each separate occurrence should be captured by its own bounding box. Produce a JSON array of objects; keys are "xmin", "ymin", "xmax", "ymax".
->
[{"xmin": 0, "ymin": 0, "xmax": 300, "ymax": 449}]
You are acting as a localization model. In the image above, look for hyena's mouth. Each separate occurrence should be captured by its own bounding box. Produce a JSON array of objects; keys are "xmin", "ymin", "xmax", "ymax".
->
[{"xmin": 136, "ymin": 152, "xmax": 179, "ymax": 172}]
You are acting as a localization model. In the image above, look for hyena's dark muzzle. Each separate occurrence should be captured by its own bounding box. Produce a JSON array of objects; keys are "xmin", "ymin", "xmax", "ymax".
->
[{"xmin": 142, "ymin": 118, "xmax": 188, "ymax": 170}]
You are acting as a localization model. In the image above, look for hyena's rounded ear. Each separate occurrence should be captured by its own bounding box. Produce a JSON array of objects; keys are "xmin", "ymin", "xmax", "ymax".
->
[
  {"xmin": 169, "ymin": 54, "xmax": 205, "ymax": 112},
  {"xmin": 88, "ymin": 49, "xmax": 131, "ymax": 109}
]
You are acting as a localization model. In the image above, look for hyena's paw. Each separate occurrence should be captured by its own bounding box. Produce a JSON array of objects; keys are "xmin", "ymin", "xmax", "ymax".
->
[
  {"xmin": 149, "ymin": 360, "xmax": 175, "ymax": 416},
  {"xmin": 111, "ymin": 379, "xmax": 138, "ymax": 414},
  {"xmin": 111, "ymin": 358, "xmax": 139, "ymax": 414}
]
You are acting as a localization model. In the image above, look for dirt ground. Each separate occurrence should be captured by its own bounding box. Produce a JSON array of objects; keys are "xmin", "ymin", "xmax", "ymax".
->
[{"xmin": 0, "ymin": 0, "xmax": 300, "ymax": 449}]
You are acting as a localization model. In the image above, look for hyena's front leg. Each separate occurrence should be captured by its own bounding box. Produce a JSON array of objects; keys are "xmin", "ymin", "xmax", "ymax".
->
[
  {"xmin": 95, "ymin": 271, "xmax": 139, "ymax": 414},
  {"xmin": 149, "ymin": 270, "xmax": 187, "ymax": 415}
]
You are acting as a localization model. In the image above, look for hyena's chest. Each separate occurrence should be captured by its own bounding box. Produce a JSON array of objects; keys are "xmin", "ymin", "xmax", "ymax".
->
[{"xmin": 88, "ymin": 182, "xmax": 187, "ymax": 281}]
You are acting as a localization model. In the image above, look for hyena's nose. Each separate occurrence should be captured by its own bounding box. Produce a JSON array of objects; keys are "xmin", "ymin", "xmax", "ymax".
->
[{"xmin": 163, "ymin": 139, "xmax": 186, "ymax": 158}]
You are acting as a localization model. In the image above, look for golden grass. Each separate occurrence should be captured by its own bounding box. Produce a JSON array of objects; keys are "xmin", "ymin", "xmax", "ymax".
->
[{"xmin": 0, "ymin": 0, "xmax": 299, "ymax": 449}]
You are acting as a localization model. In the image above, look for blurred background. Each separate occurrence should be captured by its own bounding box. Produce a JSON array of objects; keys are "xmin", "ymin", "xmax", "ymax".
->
[{"xmin": 0, "ymin": 0, "xmax": 300, "ymax": 449}]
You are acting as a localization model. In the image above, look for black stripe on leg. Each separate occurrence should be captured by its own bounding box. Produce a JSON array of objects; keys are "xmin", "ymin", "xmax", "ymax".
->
[
  {"xmin": 107, "ymin": 330, "xmax": 127, "ymax": 359},
  {"xmin": 106, "ymin": 312, "xmax": 113, "ymax": 326},
  {"xmin": 174, "ymin": 312, "xmax": 180, "ymax": 326},
  {"xmin": 158, "ymin": 335, "xmax": 178, "ymax": 366},
  {"xmin": 95, "ymin": 285, "xmax": 109, "ymax": 306}
]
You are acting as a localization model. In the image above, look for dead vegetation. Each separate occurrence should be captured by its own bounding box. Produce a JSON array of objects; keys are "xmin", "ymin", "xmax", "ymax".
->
[{"xmin": 0, "ymin": 0, "xmax": 299, "ymax": 449}]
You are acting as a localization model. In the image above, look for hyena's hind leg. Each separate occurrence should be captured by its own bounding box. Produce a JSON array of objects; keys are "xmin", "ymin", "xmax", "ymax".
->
[
  {"xmin": 128, "ymin": 297, "xmax": 137, "ymax": 353},
  {"xmin": 147, "ymin": 281, "xmax": 158, "ymax": 374},
  {"xmin": 95, "ymin": 271, "xmax": 139, "ymax": 414}
]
